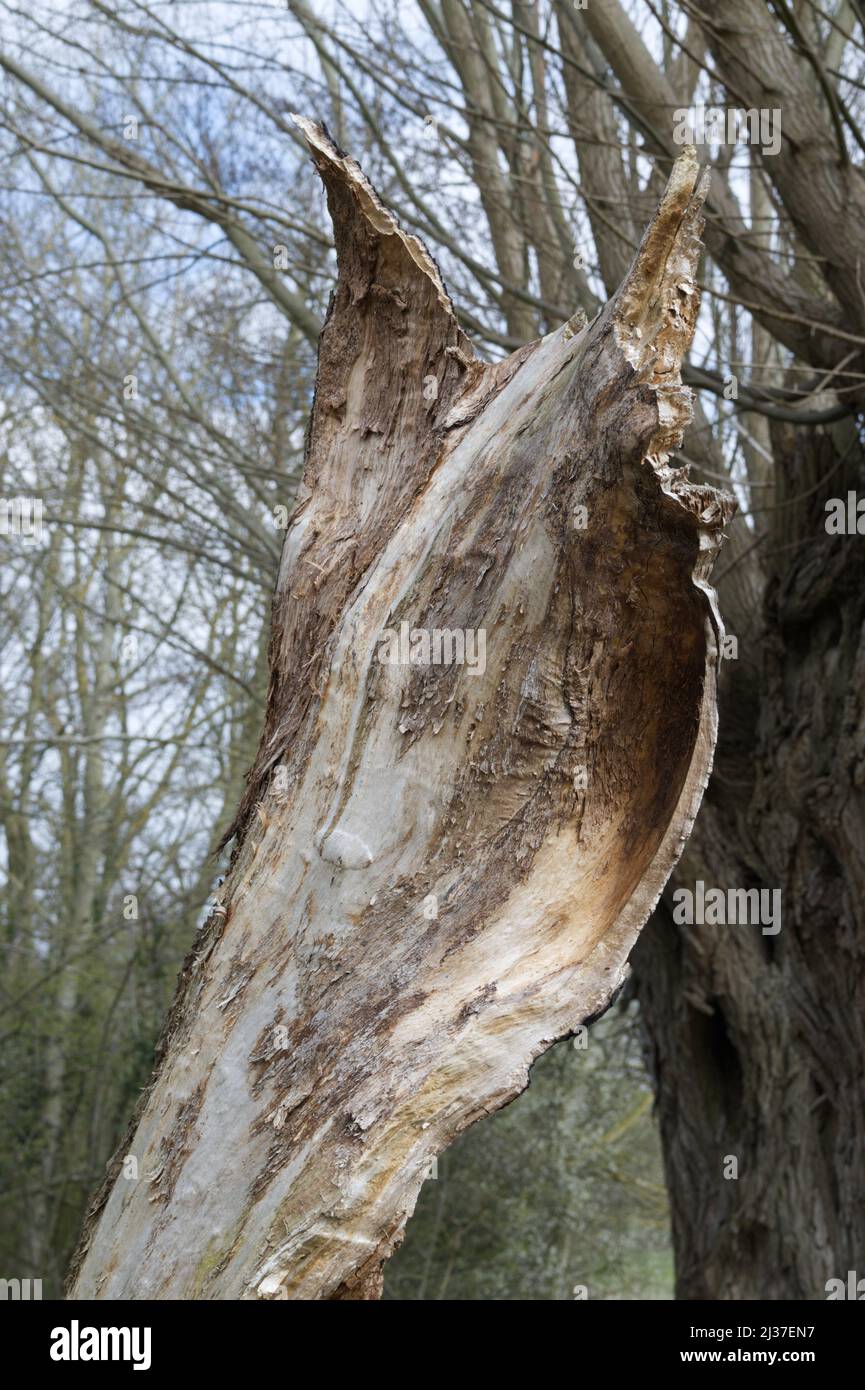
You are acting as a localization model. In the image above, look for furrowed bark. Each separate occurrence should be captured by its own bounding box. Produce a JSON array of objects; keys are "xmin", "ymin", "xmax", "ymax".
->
[
  {"xmin": 67, "ymin": 127, "xmax": 732, "ymax": 1301},
  {"xmin": 634, "ymin": 418, "xmax": 865, "ymax": 1301}
]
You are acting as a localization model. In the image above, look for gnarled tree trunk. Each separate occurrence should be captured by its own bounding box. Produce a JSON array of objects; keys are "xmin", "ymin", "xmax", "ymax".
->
[
  {"xmin": 634, "ymin": 415, "xmax": 865, "ymax": 1301},
  {"xmin": 67, "ymin": 123, "xmax": 730, "ymax": 1300}
]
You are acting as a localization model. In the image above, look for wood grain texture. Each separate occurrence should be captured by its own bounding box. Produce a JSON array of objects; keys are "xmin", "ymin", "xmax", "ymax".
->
[{"xmin": 67, "ymin": 126, "xmax": 732, "ymax": 1301}]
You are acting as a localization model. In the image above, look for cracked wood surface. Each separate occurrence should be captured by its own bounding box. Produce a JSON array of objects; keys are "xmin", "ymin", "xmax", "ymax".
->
[{"xmin": 68, "ymin": 126, "xmax": 732, "ymax": 1301}]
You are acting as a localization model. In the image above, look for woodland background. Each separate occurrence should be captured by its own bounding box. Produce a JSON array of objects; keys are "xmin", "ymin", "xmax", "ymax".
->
[{"xmin": 1, "ymin": 0, "xmax": 863, "ymax": 1300}]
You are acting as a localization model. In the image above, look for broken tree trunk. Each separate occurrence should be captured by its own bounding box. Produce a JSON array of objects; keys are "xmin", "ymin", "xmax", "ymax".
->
[{"xmin": 68, "ymin": 123, "xmax": 732, "ymax": 1301}]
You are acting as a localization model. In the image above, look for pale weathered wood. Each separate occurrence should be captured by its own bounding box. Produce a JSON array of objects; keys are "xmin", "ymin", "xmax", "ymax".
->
[{"xmin": 68, "ymin": 125, "xmax": 731, "ymax": 1300}]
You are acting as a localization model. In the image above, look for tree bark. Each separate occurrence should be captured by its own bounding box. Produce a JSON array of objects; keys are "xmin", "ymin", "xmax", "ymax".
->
[
  {"xmin": 67, "ymin": 121, "xmax": 731, "ymax": 1301},
  {"xmin": 634, "ymin": 416, "xmax": 865, "ymax": 1300}
]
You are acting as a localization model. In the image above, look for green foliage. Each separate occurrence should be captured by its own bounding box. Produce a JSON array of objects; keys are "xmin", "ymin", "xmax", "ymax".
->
[{"xmin": 385, "ymin": 1003, "xmax": 673, "ymax": 1301}]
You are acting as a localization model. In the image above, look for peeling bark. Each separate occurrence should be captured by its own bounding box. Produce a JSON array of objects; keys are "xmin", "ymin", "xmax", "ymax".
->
[{"xmin": 67, "ymin": 126, "xmax": 732, "ymax": 1301}]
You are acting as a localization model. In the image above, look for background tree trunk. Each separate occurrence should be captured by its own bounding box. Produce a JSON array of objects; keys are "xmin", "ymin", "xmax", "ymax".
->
[
  {"xmin": 634, "ymin": 415, "xmax": 865, "ymax": 1300},
  {"xmin": 66, "ymin": 124, "xmax": 730, "ymax": 1301}
]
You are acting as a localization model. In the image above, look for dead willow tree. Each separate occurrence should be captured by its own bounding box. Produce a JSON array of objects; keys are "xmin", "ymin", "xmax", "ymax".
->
[{"xmin": 68, "ymin": 122, "xmax": 732, "ymax": 1300}]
